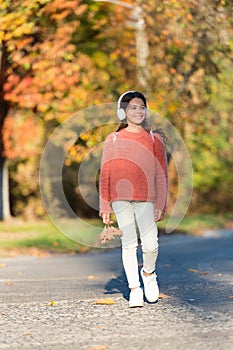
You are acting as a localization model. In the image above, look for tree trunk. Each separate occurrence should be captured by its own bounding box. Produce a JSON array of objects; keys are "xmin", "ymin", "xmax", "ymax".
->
[
  {"xmin": 0, "ymin": 42, "xmax": 10, "ymax": 220},
  {"xmin": 0, "ymin": 158, "xmax": 11, "ymax": 220},
  {"xmin": 3, "ymin": 159, "xmax": 11, "ymax": 219},
  {"xmin": 0, "ymin": 158, "xmax": 3, "ymax": 220}
]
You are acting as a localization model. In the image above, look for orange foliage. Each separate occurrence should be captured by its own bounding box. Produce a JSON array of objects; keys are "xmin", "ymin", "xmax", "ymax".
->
[
  {"xmin": 1, "ymin": 0, "xmax": 103, "ymax": 157},
  {"xmin": 2, "ymin": 113, "xmax": 41, "ymax": 159}
]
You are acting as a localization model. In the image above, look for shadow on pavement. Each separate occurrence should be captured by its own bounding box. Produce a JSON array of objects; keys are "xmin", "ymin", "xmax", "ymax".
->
[
  {"xmin": 103, "ymin": 233, "xmax": 233, "ymax": 313},
  {"xmin": 104, "ymin": 273, "xmax": 130, "ymax": 300}
]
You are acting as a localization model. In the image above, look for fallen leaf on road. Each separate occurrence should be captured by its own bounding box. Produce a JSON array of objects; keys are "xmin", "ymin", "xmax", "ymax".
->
[
  {"xmin": 189, "ymin": 268, "xmax": 209, "ymax": 276},
  {"xmin": 4, "ymin": 281, "xmax": 13, "ymax": 286},
  {"xmin": 88, "ymin": 275, "xmax": 99, "ymax": 280},
  {"xmin": 87, "ymin": 345, "xmax": 109, "ymax": 350},
  {"xmin": 159, "ymin": 293, "xmax": 171, "ymax": 299},
  {"xmin": 189, "ymin": 268, "xmax": 199, "ymax": 273},
  {"xmin": 47, "ymin": 300, "xmax": 58, "ymax": 306},
  {"xmin": 229, "ymin": 296, "xmax": 233, "ymax": 299},
  {"xmin": 88, "ymin": 275, "xmax": 95, "ymax": 280},
  {"xmin": 95, "ymin": 298, "xmax": 116, "ymax": 305},
  {"xmin": 0, "ymin": 263, "xmax": 6, "ymax": 268}
]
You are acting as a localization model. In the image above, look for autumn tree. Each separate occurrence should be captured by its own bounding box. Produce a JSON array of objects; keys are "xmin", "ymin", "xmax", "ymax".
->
[
  {"xmin": 0, "ymin": 0, "xmax": 232, "ymax": 220},
  {"xmin": 142, "ymin": 0, "xmax": 233, "ymax": 212},
  {"xmin": 0, "ymin": 0, "xmax": 110, "ymax": 219}
]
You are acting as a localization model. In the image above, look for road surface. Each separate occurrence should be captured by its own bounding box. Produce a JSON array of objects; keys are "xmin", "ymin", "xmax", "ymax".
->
[{"xmin": 0, "ymin": 229, "xmax": 232, "ymax": 350}]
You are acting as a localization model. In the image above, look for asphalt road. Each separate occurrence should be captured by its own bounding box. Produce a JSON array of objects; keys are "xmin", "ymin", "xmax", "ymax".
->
[{"xmin": 0, "ymin": 229, "xmax": 232, "ymax": 350}]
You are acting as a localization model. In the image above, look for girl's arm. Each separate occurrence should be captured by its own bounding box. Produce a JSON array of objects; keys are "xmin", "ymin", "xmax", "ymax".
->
[
  {"xmin": 99, "ymin": 134, "xmax": 114, "ymax": 221},
  {"xmin": 153, "ymin": 133, "xmax": 168, "ymax": 220}
]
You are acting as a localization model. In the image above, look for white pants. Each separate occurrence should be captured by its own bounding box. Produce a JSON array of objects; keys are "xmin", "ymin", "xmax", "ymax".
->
[{"xmin": 112, "ymin": 201, "xmax": 158, "ymax": 289}]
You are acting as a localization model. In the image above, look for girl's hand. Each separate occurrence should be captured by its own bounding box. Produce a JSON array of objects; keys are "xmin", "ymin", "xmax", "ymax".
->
[
  {"xmin": 155, "ymin": 209, "xmax": 164, "ymax": 222},
  {"xmin": 101, "ymin": 213, "xmax": 114, "ymax": 225}
]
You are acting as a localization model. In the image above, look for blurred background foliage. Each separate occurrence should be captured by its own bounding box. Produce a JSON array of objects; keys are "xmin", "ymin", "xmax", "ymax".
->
[{"xmin": 0, "ymin": 0, "xmax": 232, "ymax": 221}]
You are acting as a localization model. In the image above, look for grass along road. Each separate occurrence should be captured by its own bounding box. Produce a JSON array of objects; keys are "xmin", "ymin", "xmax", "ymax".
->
[{"xmin": 0, "ymin": 214, "xmax": 232, "ymax": 257}]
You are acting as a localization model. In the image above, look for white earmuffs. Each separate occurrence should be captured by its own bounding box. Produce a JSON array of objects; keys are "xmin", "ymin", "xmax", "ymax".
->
[{"xmin": 117, "ymin": 91, "xmax": 150, "ymax": 120}]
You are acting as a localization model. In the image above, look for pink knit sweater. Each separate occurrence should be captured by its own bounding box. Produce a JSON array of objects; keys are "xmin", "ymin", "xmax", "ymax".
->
[{"xmin": 99, "ymin": 128, "xmax": 168, "ymax": 215}]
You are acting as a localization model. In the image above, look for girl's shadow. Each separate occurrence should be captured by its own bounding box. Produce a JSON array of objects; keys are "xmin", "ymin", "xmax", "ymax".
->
[{"xmin": 104, "ymin": 270, "xmax": 130, "ymax": 300}]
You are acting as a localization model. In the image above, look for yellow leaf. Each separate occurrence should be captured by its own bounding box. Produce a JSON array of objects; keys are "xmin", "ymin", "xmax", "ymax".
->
[
  {"xmin": 88, "ymin": 275, "xmax": 99, "ymax": 280},
  {"xmin": 88, "ymin": 275, "xmax": 95, "ymax": 280},
  {"xmin": 47, "ymin": 301, "xmax": 58, "ymax": 306},
  {"xmin": 189, "ymin": 268, "xmax": 199, "ymax": 273},
  {"xmin": 0, "ymin": 263, "xmax": 6, "ymax": 268},
  {"xmin": 95, "ymin": 298, "xmax": 116, "ymax": 305}
]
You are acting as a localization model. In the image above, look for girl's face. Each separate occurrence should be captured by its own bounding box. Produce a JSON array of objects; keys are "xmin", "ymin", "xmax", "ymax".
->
[{"xmin": 125, "ymin": 98, "xmax": 147, "ymax": 126}]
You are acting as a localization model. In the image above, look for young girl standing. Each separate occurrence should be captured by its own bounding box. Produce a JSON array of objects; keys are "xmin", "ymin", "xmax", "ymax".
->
[{"xmin": 99, "ymin": 91, "xmax": 168, "ymax": 307}]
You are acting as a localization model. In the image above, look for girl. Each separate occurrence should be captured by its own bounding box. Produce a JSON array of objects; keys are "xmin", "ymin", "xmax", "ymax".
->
[{"xmin": 99, "ymin": 91, "xmax": 168, "ymax": 307}]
